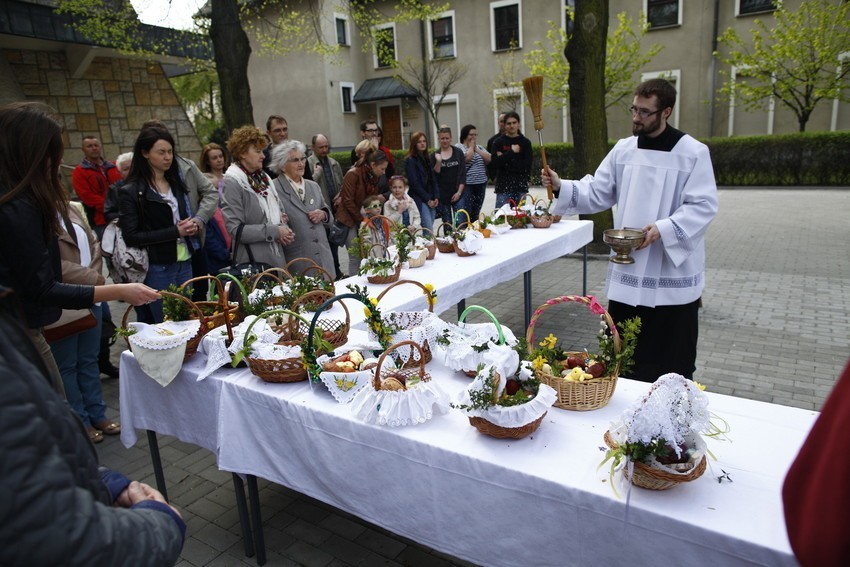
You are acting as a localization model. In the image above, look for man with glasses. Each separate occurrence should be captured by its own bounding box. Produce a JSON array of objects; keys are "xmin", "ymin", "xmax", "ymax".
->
[
  {"xmin": 543, "ymin": 78, "xmax": 719, "ymax": 383},
  {"xmin": 308, "ymin": 134, "xmax": 345, "ymax": 278},
  {"xmin": 350, "ymin": 120, "xmax": 395, "ymax": 194}
]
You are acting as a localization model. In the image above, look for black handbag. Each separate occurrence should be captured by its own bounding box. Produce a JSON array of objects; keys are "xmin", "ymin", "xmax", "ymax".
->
[
  {"xmin": 218, "ymin": 223, "xmax": 273, "ymax": 281},
  {"xmin": 328, "ymin": 220, "xmax": 350, "ymax": 247}
]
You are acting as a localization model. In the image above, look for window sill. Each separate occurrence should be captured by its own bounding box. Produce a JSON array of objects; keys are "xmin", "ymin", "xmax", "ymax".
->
[
  {"xmin": 493, "ymin": 46, "xmax": 522, "ymax": 53},
  {"xmin": 647, "ymin": 23, "xmax": 681, "ymax": 32},
  {"xmin": 736, "ymin": 9, "xmax": 775, "ymax": 17}
]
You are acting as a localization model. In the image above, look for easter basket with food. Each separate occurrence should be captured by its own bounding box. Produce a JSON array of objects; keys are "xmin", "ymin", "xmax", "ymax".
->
[
  {"xmin": 435, "ymin": 222, "xmax": 455, "ymax": 254},
  {"xmin": 524, "ymin": 295, "xmax": 640, "ymax": 411},
  {"xmin": 453, "ymin": 363, "xmax": 557, "ymax": 439},
  {"xmin": 436, "ymin": 305, "xmax": 518, "ymax": 377},
  {"xmin": 315, "ymin": 349, "xmax": 382, "ymax": 404},
  {"xmin": 350, "ymin": 341, "xmax": 449, "ymax": 426}
]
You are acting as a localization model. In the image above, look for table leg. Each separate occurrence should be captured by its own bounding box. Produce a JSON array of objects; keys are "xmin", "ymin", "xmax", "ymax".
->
[
  {"xmin": 146, "ymin": 430, "xmax": 168, "ymax": 501},
  {"xmin": 582, "ymin": 244, "xmax": 588, "ymax": 296},
  {"xmin": 232, "ymin": 474, "xmax": 255, "ymax": 558},
  {"xmin": 247, "ymin": 475, "xmax": 266, "ymax": 566},
  {"xmin": 523, "ymin": 270, "xmax": 532, "ymax": 330},
  {"xmin": 456, "ymin": 298, "xmax": 466, "ymax": 320}
]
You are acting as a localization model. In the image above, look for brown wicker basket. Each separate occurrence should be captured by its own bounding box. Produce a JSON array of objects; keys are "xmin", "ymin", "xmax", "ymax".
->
[
  {"xmin": 435, "ymin": 222, "xmax": 455, "ymax": 253},
  {"xmin": 374, "ymin": 280, "xmax": 437, "ymax": 366},
  {"xmin": 452, "ymin": 239, "xmax": 476, "ymax": 257},
  {"xmin": 412, "ymin": 227, "xmax": 437, "ymax": 260},
  {"xmin": 526, "ymin": 295, "xmax": 621, "ymax": 411},
  {"xmin": 529, "ymin": 215, "xmax": 553, "ymax": 228},
  {"xmin": 466, "ymin": 370, "xmax": 546, "ymax": 439},
  {"xmin": 372, "ymin": 340, "xmax": 432, "ymax": 391},
  {"xmin": 242, "ymin": 308, "xmax": 308, "ymax": 383},
  {"xmin": 288, "ymin": 290, "xmax": 350, "ymax": 349},
  {"xmin": 181, "ymin": 275, "xmax": 243, "ymax": 332},
  {"xmin": 360, "ymin": 243, "xmax": 401, "ymax": 284},
  {"xmin": 603, "ymin": 430, "xmax": 707, "ymax": 490}
]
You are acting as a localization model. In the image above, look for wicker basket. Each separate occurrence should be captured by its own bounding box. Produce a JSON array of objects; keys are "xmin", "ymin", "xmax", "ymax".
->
[
  {"xmin": 412, "ymin": 227, "xmax": 437, "ymax": 260},
  {"xmin": 243, "ymin": 308, "xmax": 308, "ymax": 383},
  {"xmin": 466, "ymin": 370, "xmax": 546, "ymax": 439},
  {"xmin": 407, "ymin": 246, "xmax": 428, "ymax": 268},
  {"xmin": 457, "ymin": 305, "xmax": 509, "ymax": 377},
  {"xmin": 603, "ymin": 430, "xmax": 707, "ymax": 490},
  {"xmin": 289, "ymin": 290, "xmax": 350, "ymax": 349},
  {"xmin": 372, "ymin": 340, "xmax": 432, "ymax": 391},
  {"xmin": 181, "ymin": 275, "xmax": 244, "ymax": 332},
  {"xmin": 526, "ymin": 296, "xmax": 621, "ymax": 411},
  {"xmin": 529, "ymin": 215, "xmax": 553, "ymax": 228},
  {"xmin": 435, "ymin": 222, "xmax": 455, "ymax": 253},
  {"xmin": 452, "ymin": 239, "xmax": 476, "ymax": 257},
  {"xmin": 374, "ymin": 280, "xmax": 438, "ymax": 366},
  {"xmin": 297, "ymin": 263, "xmax": 335, "ymax": 306}
]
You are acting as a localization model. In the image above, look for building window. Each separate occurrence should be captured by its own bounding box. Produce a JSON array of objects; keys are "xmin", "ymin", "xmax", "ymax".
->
[
  {"xmin": 334, "ymin": 13, "xmax": 349, "ymax": 46},
  {"xmin": 640, "ymin": 69, "xmax": 681, "ymax": 128},
  {"xmin": 490, "ymin": 1, "xmax": 522, "ymax": 52},
  {"xmin": 646, "ymin": 0, "xmax": 681, "ymax": 29},
  {"xmin": 429, "ymin": 11, "xmax": 456, "ymax": 59},
  {"xmin": 340, "ymin": 82, "xmax": 355, "ymax": 114},
  {"xmin": 737, "ymin": 0, "xmax": 776, "ymax": 16},
  {"xmin": 373, "ymin": 23, "xmax": 397, "ymax": 69}
]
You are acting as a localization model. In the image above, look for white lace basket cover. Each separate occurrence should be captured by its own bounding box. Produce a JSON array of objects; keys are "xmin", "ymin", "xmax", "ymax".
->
[
  {"xmin": 350, "ymin": 380, "xmax": 450, "ymax": 427},
  {"xmin": 315, "ymin": 350, "xmax": 380, "ymax": 404},
  {"xmin": 367, "ymin": 310, "xmax": 449, "ymax": 365},
  {"xmin": 438, "ymin": 321, "xmax": 518, "ymax": 376},
  {"xmin": 455, "ymin": 229, "xmax": 484, "ymax": 254},
  {"xmin": 197, "ymin": 315, "xmax": 281, "ymax": 381},
  {"xmin": 128, "ymin": 320, "xmax": 201, "ymax": 386},
  {"xmin": 456, "ymin": 363, "xmax": 557, "ymax": 428}
]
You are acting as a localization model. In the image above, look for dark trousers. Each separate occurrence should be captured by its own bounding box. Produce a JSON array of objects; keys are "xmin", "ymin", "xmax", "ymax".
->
[{"xmin": 607, "ymin": 298, "xmax": 701, "ymax": 383}]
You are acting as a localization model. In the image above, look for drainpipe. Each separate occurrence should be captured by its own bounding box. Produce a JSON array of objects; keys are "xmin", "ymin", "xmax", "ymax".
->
[
  {"xmin": 708, "ymin": 0, "xmax": 720, "ymax": 138},
  {"xmin": 419, "ymin": 18, "xmax": 431, "ymax": 138}
]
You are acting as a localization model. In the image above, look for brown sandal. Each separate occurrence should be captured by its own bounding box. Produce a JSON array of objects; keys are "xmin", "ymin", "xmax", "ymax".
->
[
  {"xmin": 87, "ymin": 426, "xmax": 104, "ymax": 444},
  {"xmin": 94, "ymin": 420, "xmax": 121, "ymax": 435}
]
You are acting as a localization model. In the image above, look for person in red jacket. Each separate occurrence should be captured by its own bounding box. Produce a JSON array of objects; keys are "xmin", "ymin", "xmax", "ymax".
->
[
  {"xmin": 783, "ymin": 359, "xmax": 850, "ymax": 567},
  {"xmin": 71, "ymin": 136, "xmax": 123, "ymax": 238}
]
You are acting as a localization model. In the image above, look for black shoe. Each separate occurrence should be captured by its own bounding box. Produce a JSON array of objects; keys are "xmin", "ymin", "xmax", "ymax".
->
[{"xmin": 100, "ymin": 364, "xmax": 119, "ymax": 379}]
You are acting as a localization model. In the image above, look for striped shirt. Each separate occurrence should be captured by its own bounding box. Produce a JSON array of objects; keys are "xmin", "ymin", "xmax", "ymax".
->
[{"xmin": 455, "ymin": 143, "xmax": 488, "ymax": 185}]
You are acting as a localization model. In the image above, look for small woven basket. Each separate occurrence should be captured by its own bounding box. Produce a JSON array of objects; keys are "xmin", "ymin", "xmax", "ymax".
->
[
  {"xmin": 413, "ymin": 227, "xmax": 437, "ymax": 260},
  {"xmin": 603, "ymin": 430, "xmax": 707, "ymax": 490},
  {"xmin": 374, "ymin": 280, "xmax": 437, "ymax": 366},
  {"xmin": 407, "ymin": 244, "xmax": 428, "ymax": 268},
  {"xmin": 467, "ymin": 370, "xmax": 545, "ymax": 439},
  {"xmin": 362, "ymin": 243, "xmax": 401, "ymax": 284},
  {"xmin": 457, "ymin": 305, "xmax": 508, "ymax": 377},
  {"xmin": 289, "ymin": 290, "xmax": 350, "ymax": 350},
  {"xmin": 529, "ymin": 215, "xmax": 553, "ymax": 228},
  {"xmin": 526, "ymin": 296, "xmax": 621, "ymax": 411},
  {"xmin": 372, "ymin": 340, "xmax": 432, "ymax": 391},
  {"xmin": 243, "ymin": 308, "xmax": 307, "ymax": 383},
  {"xmin": 181, "ymin": 275, "xmax": 243, "ymax": 332},
  {"xmin": 452, "ymin": 238, "xmax": 476, "ymax": 257},
  {"xmin": 435, "ymin": 222, "xmax": 455, "ymax": 253}
]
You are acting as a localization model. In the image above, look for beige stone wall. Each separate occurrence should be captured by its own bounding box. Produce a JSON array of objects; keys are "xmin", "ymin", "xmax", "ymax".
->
[{"xmin": 3, "ymin": 49, "xmax": 202, "ymax": 165}]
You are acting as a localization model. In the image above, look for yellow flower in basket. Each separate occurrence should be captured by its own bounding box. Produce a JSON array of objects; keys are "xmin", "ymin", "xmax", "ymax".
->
[
  {"xmin": 539, "ymin": 333, "xmax": 558, "ymax": 349},
  {"xmin": 693, "ymin": 381, "xmax": 707, "ymax": 391},
  {"xmin": 369, "ymin": 297, "xmax": 379, "ymax": 306},
  {"xmin": 532, "ymin": 355, "xmax": 547, "ymax": 371},
  {"xmin": 363, "ymin": 307, "xmax": 371, "ymax": 318}
]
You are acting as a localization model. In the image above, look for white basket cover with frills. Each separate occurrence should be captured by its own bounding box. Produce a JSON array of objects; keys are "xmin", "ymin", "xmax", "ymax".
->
[
  {"xmin": 128, "ymin": 320, "xmax": 201, "ymax": 386},
  {"xmin": 438, "ymin": 321, "xmax": 518, "ymax": 376},
  {"xmin": 350, "ymin": 380, "xmax": 450, "ymax": 427},
  {"xmin": 456, "ymin": 363, "xmax": 557, "ymax": 428},
  {"xmin": 367, "ymin": 310, "xmax": 449, "ymax": 364},
  {"xmin": 197, "ymin": 315, "xmax": 281, "ymax": 381}
]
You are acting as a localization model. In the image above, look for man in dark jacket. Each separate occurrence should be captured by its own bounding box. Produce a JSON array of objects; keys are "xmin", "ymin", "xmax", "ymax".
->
[
  {"xmin": 489, "ymin": 111, "xmax": 532, "ymax": 208},
  {"xmin": 0, "ymin": 279, "xmax": 185, "ymax": 566}
]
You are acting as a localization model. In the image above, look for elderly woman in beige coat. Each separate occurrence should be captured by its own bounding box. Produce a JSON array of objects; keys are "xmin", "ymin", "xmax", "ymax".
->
[
  {"xmin": 221, "ymin": 126, "xmax": 295, "ymax": 268},
  {"xmin": 270, "ymin": 140, "xmax": 334, "ymax": 276}
]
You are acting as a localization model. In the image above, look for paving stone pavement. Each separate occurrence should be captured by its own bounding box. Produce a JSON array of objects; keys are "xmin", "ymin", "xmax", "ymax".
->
[{"xmin": 98, "ymin": 187, "xmax": 850, "ymax": 566}]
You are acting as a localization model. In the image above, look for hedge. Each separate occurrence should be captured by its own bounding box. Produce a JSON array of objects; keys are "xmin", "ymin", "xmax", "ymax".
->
[{"xmin": 331, "ymin": 131, "xmax": 850, "ymax": 186}]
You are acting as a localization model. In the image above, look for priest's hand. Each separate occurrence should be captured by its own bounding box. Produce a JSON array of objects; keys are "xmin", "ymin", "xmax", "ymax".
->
[
  {"xmin": 637, "ymin": 224, "xmax": 660, "ymax": 250},
  {"xmin": 541, "ymin": 168, "xmax": 560, "ymax": 190}
]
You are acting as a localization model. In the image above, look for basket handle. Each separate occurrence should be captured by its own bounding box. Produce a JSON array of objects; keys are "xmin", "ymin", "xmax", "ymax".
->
[
  {"xmin": 525, "ymin": 295, "xmax": 620, "ymax": 355},
  {"xmin": 291, "ymin": 289, "xmax": 349, "ymax": 323},
  {"xmin": 249, "ymin": 268, "xmax": 291, "ymax": 292},
  {"xmin": 375, "ymin": 279, "xmax": 435, "ymax": 313},
  {"xmin": 436, "ymin": 222, "xmax": 454, "ymax": 238},
  {"xmin": 301, "ymin": 263, "xmax": 334, "ymax": 285},
  {"xmin": 455, "ymin": 208, "xmax": 472, "ymax": 229},
  {"xmin": 180, "ymin": 276, "xmax": 235, "ymax": 341},
  {"xmin": 216, "ymin": 272, "xmax": 249, "ymax": 305},
  {"xmin": 364, "ymin": 241, "xmax": 391, "ymax": 259},
  {"xmin": 284, "ymin": 257, "xmax": 320, "ymax": 275},
  {"xmin": 373, "ymin": 340, "xmax": 426, "ymax": 390},
  {"xmin": 458, "ymin": 305, "xmax": 505, "ymax": 345},
  {"xmin": 413, "ymin": 226, "xmax": 435, "ymax": 241},
  {"xmin": 304, "ymin": 292, "xmax": 369, "ymax": 383}
]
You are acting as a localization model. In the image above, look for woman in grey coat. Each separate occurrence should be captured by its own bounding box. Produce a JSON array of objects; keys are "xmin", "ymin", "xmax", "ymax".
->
[
  {"xmin": 221, "ymin": 126, "xmax": 295, "ymax": 268},
  {"xmin": 270, "ymin": 140, "xmax": 334, "ymax": 276}
]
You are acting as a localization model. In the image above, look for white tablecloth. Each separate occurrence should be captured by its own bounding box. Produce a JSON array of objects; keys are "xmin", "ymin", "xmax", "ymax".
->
[
  {"xmin": 334, "ymin": 220, "xmax": 593, "ymax": 318},
  {"xmin": 120, "ymin": 337, "xmax": 815, "ymax": 567}
]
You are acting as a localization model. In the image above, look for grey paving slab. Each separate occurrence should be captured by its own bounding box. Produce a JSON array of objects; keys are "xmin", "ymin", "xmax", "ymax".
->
[{"xmin": 97, "ymin": 187, "xmax": 850, "ymax": 566}]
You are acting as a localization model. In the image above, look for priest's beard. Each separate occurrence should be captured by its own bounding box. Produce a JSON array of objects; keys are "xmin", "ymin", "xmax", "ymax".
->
[{"xmin": 632, "ymin": 115, "xmax": 664, "ymax": 137}]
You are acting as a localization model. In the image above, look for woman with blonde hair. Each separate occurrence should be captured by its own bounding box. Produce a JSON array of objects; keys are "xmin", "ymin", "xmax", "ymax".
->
[{"xmin": 221, "ymin": 126, "xmax": 294, "ymax": 270}]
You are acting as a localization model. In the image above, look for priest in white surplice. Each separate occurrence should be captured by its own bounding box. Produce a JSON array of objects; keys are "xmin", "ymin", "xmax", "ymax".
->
[{"xmin": 544, "ymin": 79, "xmax": 718, "ymax": 382}]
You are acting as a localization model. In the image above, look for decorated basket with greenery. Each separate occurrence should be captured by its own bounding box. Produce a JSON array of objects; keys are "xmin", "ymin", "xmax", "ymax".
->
[
  {"xmin": 435, "ymin": 222, "xmax": 455, "ymax": 253},
  {"xmin": 523, "ymin": 295, "xmax": 641, "ymax": 411},
  {"xmin": 436, "ymin": 305, "xmax": 518, "ymax": 377},
  {"xmin": 412, "ymin": 226, "xmax": 437, "ymax": 260},
  {"xmin": 358, "ymin": 243, "xmax": 401, "ymax": 284}
]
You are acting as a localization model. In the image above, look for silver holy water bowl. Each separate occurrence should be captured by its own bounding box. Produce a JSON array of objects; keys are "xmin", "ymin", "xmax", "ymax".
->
[{"xmin": 603, "ymin": 228, "xmax": 646, "ymax": 264}]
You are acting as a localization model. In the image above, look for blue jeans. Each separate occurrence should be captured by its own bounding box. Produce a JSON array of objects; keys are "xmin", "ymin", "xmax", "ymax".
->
[
  {"xmin": 137, "ymin": 260, "xmax": 193, "ymax": 323},
  {"xmin": 435, "ymin": 197, "xmax": 472, "ymax": 228},
  {"xmin": 495, "ymin": 191, "xmax": 525, "ymax": 209},
  {"xmin": 49, "ymin": 303, "xmax": 106, "ymax": 427},
  {"xmin": 463, "ymin": 183, "xmax": 487, "ymax": 221},
  {"xmin": 418, "ymin": 201, "xmax": 436, "ymax": 233}
]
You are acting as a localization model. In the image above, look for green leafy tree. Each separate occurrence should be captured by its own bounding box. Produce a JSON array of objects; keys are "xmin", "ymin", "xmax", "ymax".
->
[
  {"xmin": 716, "ymin": 0, "xmax": 850, "ymax": 132},
  {"xmin": 169, "ymin": 70, "xmax": 224, "ymax": 143},
  {"xmin": 525, "ymin": 9, "xmax": 663, "ymax": 111}
]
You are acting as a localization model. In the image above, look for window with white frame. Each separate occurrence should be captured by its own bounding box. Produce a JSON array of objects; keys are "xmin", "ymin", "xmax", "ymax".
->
[
  {"xmin": 639, "ymin": 69, "xmax": 681, "ymax": 128},
  {"xmin": 492, "ymin": 87, "xmax": 525, "ymax": 120},
  {"xmin": 646, "ymin": 0, "xmax": 681, "ymax": 29},
  {"xmin": 372, "ymin": 23, "xmax": 397, "ymax": 69},
  {"xmin": 737, "ymin": 0, "xmax": 775, "ymax": 17},
  {"xmin": 429, "ymin": 11, "xmax": 456, "ymax": 59},
  {"xmin": 490, "ymin": 0, "xmax": 522, "ymax": 52},
  {"xmin": 340, "ymin": 82, "xmax": 355, "ymax": 114},
  {"xmin": 334, "ymin": 13, "xmax": 349, "ymax": 46}
]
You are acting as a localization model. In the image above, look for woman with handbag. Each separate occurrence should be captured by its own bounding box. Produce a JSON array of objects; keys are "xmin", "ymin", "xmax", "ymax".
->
[
  {"xmin": 47, "ymin": 202, "xmax": 119, "ymax": 443},
  {"xmin": 119, "ymin": 126, "xmax": 201, "ymax": 323},
  {"xmin": 0, "ymin": 102, "xmax": 159, "ymax": 396},
  {"xmin": 221, "ymin": 126, "xmax": 294, "ymax": 272}
]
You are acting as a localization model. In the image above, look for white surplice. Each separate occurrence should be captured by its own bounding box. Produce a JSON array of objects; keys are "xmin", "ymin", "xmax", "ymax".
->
[{"xmin": 551, "ymin": 134, "xmax": 719, "ymax": 307}]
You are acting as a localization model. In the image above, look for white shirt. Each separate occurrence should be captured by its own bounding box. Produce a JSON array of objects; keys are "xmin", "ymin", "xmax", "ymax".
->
[{"xmin": 551, "ymin": 133, "xmax": 719, "ymax": 307}]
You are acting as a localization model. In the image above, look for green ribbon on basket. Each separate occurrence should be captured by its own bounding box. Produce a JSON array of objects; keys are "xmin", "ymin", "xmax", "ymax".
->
[{"xmin": 458, "ymin": 305, "xmax": 506, "ymax": 345}]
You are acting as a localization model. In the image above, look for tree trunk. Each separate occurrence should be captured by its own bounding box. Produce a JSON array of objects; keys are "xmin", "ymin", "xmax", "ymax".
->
[
  {"xmin": 566, "ymin": 0, "xmax": 612, "ymax": 247},
  {"xmin": 210, "ymin": 0, "xmax": 254, "ymax": 134}
]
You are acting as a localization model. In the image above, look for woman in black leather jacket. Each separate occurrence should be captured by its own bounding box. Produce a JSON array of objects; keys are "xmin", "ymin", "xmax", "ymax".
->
[
  {"xmin": 119, "ymin": 127, "xmax": 200, "ymax": 323},
  {"xmin": 0, "ymin": 102, "xmax": 158, "ymax": 395}
]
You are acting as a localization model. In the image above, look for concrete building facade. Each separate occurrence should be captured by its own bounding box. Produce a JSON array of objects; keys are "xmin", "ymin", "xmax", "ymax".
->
[{"xmin": 246, "ymin": 0, "xmax": 850, "ymax": 152}]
